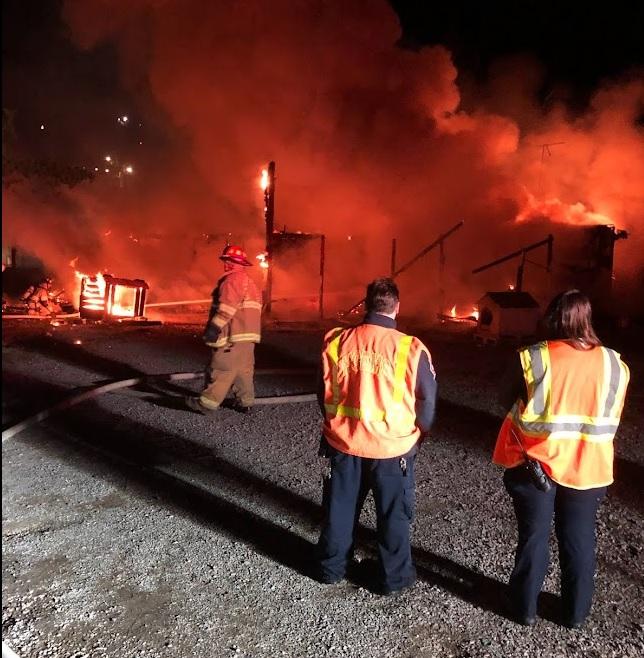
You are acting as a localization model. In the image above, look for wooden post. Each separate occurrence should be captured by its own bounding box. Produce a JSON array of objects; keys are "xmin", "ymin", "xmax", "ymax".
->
[
  {"xmin": 439, "ymin": 240, "xmax": 446, "ymax": 312},
  {"xmin": 264, "ymin": 161, "xmax": 275, "ymax": 313},
  {"xmin": 319, "ymin": 235, "xmax": 325, "ymax": 319},
  {"xmin": 516, "ymin": 251, "xmax": 526, "ymax": 291}
]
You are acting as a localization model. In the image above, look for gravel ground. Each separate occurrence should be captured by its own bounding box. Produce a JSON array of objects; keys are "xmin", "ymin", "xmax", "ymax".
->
[{"xmin": 2, "ymin": 318, "xmax": 643, "ymax": 658}]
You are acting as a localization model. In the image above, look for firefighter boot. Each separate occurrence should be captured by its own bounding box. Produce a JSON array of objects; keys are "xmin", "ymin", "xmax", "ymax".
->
[{"xmin": 185, "ymin": 396, "xmax": 217, "ymax": 415}]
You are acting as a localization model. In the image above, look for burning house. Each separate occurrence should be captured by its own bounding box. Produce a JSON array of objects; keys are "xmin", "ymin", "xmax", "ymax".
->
[
  {"xmin": 471, "ymin": 224, "xmax": 629, "ymax": 316},
  {"xmin": 551, "ymin": 224, "xmax": 629, "ymax": 313}
]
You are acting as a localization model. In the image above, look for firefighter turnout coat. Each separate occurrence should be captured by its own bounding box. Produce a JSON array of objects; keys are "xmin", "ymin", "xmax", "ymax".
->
[
  {"xmin": 321, "ymin": 320, "xmax": 433, "ymax": 459},
  {"xmin": 205, "ymin": 267, "xmax": 262, "ymax": 348},
  {"xmin": 493, "ymin": 340, "xmax": 630, "ymax": 489}
]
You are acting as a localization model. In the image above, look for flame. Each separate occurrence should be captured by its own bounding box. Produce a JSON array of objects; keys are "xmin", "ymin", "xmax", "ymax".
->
[
  {"xmin": 450, "ymin": 305, "xmax": 456, "ymax": 317},
  {"xmin": 516, "ymin": 191, "xmax": 614, "ymax": 226},
  {"xmin": 508, "ymin": 283, "xmax": 515, "ymax": 291},
  {"xmin": 256, "ymin": 252, "xmax": 269, "ymax": 269},
  {"xmin": 78, "ymin": 272, "xmax": 107, "ymax": 311},
  {"xmin": 260, "ymin": 168, "xmax": 269, "ymax": 191},
  {"xmin": 472, "ymin": 307, "xmax": 479, "ymax": 320},
  {"xmin": 69, "ymin": 256, "xmax": 79, "ymax": 268},
  {"xmin": 107, "ymin": 284, "xmax": 138, "ymax": 317}
]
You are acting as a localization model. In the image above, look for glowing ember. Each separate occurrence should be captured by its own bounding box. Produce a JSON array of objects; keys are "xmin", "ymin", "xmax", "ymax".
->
[
  {"xmin": 508, "ymin": 284, "xmax": 515, "ymax": 291},
  {"xmin": 74, "ymin": 340, "xmax": 82, "ymax": 345},
  {"xmin": 439, "ymin": 304, "xmax": 479, "ymax": 324},
  {"xmin": 260, "ymin": 168, "xmax": 269, "ymax": 191},
  {"xmin": 107, "ymin": 285, "xmax": 138, "ymax": 317}
]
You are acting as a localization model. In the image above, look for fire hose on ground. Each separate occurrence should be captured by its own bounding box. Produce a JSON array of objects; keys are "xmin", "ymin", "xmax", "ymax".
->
[
  {"xmin": 2, "ymin": 368, "xmax": 316, "ymax": 443},
  {"xmin": 1, "ymin": 368, "xmax": 316, "ymax": 658}
]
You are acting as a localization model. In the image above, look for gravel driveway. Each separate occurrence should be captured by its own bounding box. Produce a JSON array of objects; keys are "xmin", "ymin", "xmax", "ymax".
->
[{"xmin": 3, "ymin": 320, "xmax": 643, "ymax": 657}]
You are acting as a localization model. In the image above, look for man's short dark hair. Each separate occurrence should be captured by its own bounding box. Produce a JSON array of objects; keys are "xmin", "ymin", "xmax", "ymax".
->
[{"xmin": 365, "ymin": 278, "xmax": 399, "ymax": 314}]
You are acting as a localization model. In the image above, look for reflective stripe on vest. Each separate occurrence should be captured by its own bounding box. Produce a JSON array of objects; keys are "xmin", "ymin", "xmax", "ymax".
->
[
  {"xmin": 324, "ymin": 332, "xmax": 413, "ymax": 422},
  {"xmin": 516, "ymin": 344, "xmax": 627, "ymax": 429},
  {"xmin": 498, "ymin": 342, "xmax": 629, "ymax": 488}
]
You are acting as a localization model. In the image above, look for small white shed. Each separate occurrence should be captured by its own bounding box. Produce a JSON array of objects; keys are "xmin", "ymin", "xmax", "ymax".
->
[{"xmin": 475, "ymin": 291, "xmax": 540, "ymax": 341}]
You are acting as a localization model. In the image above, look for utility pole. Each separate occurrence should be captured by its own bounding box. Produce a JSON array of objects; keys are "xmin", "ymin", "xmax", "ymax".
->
[{"xmin": 263, "ymin": 161, "xmax": 276, "ymax": 313}]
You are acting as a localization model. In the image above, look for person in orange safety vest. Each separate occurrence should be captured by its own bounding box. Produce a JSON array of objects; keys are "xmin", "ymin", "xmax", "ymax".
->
[
  {"xmin": 493, "ymin": 289, "xmax": 629, "ymax": 628},
  {"xmin": 315, "ymin": 278, "xmax": 437, "ymax": 595}
]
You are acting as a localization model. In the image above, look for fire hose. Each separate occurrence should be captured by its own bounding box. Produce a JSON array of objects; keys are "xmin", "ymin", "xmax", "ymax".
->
[
  {"xmin": 1, "ymin": 369, "xmax": 316, "ymax": 658},
  {"xmin": 2, "ymin": 312, "xmax": 80, "ymax": 320},
  {"xmin": 2, "ymin": 368, "xmax": 316, "ymax": 443}
]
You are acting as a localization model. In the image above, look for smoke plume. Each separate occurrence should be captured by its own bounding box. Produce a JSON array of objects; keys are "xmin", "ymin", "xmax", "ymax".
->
[{"xmin": 3, "ymin": 0, "xmax": 643, "ymax": 316}]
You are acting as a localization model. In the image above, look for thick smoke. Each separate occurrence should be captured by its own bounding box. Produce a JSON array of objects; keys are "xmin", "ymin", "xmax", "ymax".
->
[{"xmin": 4, "ymin": 0, "xmax": 643, "ymax": 316}]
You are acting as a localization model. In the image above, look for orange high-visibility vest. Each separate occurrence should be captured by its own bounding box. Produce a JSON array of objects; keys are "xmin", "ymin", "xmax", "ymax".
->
[
  {"xmin": 493, "ymin": 340, "xmax": 630, "ymax": 489},
  {"xmin": 322, "ymin": 323, "xmax": 430, "ymax": 459}
]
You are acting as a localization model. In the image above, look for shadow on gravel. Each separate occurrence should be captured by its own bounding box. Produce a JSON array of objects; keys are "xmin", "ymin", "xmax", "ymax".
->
[
  {"xmin": 4, "ymin": 375, "xmax": 551, "ymax": 624},
  {"xmin": 5, "ymin": 371, "xmax": 639, "ymax": 626},
  {"xmin": 12, "ymin": 334, "xmax": 148, "ymax": 380},
  {"xmin": 434, "ymin": 398, "xmax": 644, "ymax": 514}
]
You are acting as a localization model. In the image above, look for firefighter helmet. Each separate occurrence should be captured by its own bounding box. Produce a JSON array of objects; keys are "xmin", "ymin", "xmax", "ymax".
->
[{"xmin": 220, "ymin": 244, "xmax": 253, "ymax": 266}]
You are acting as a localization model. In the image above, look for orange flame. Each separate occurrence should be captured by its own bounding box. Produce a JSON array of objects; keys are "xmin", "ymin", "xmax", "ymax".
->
[
  {"xmin": 77, "ymin": 271, "xmax": 107, "ymax": 311},
  {"xmin": 472, "ymin": 307, "xmax": 479, "ymax": 320},
  {"xmin": 516, "ymin": 192, "xmax": 614, "ymax": 226},
  {"xmin": 256, "ymin": 252, "xmax": 269, "ymax": 269},
  {"xmin": 260, "ymin": 169, "xmax": 269, "ymax": 191},
  {"xmin": 76, "ymin": 270, "xmax": 142, "ymax": 317},
  {"xmin": 450, "ymin": 305, "xmax": 456, "ymax": 317}
]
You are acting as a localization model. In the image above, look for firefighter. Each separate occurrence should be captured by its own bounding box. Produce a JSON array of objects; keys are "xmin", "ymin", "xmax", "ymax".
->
[
  {"xmin": 316, "ymin": 278, "xmax": 437, "ymax": 595},
  {"xmin": 493, "ymin": 290, "xmax": 630, "ymax": 628},
  {"xmin": 21, "ymin": 277, "xmax": 62, "ymax": 316},
  {"xmin": 186, "ymin": 245, "xmax": 262, "ymax": 414}
]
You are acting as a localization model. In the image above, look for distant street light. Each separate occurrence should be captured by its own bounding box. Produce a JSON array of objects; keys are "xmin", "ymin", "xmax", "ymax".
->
[
  {"xmin": 98, "ymin": 154, "xmax": 135, "ymax": 187},
  {"xmin": 117, "ymin": 115, "xmax": 129, "ymax": 126}
]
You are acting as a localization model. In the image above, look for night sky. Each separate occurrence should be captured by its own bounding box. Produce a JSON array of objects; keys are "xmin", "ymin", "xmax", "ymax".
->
[
  {"xmin": 4, "ymin": 0, "xmax": 644, "ymax": 161},
  {"xmin": 392, "ymin": 1, "xmax": 644, "ymax": 102}
]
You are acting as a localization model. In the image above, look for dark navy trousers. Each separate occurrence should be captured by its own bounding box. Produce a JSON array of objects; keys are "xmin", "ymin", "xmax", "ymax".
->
[
  {"xmin": 316, "ymin": 449, "xmax": 416, "ymax": 593},
  {"xmin": 504, "ymin": 465, "xmax": 606, "ymax": 623}
]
